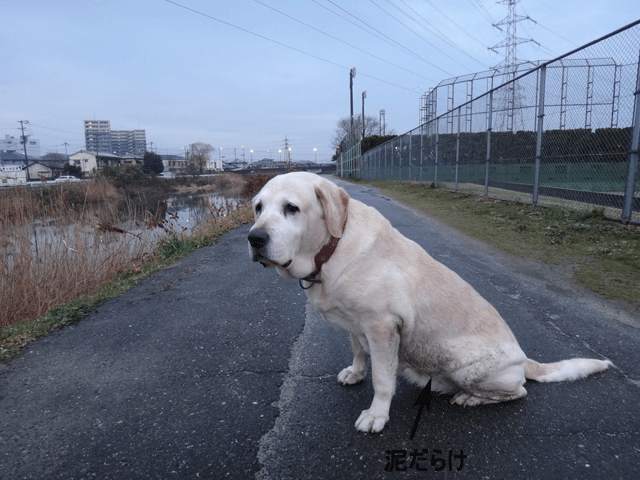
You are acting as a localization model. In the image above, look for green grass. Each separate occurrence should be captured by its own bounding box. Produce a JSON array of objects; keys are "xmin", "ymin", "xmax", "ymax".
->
[{"xmin": 348, "ymin": 179, "xmax": 640, "ymax": 308}]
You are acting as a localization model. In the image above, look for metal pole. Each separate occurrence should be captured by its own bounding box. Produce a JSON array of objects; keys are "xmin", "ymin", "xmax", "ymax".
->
[
  {"xmin": 434, "ymin": 118, "xmax": 439, "ymax": 186},
  {"xmin": 362, "ymin": 91, "xmax": 367, "ymax": 141},
  {"xmin": 533, "ymin": 65, "xmax": 547, "ymax": 205},
  {"xmin": 485, "ymin": 88, "xmax": 494, "ymax": 196},
  {"xmin": 409, "ymin": 129, "xmax": 413, "ymax": 181},
  {"xmin": 398, "ymin": 136, "xmax": 402, "ymax": 181},
  {"xmin": 420, "ymin": 125, "xmax": 424, "ymax": 184},
  {"xmin": 350, "ymin": 68, "xmax": 356, "ymax": 137},
  {"xmin": 455, "ymin": 107, "xmax": 461, "ymax": 191},
  {"xmin": 622, "ymin": 50, "xmax": 640, "ymax": 223}
]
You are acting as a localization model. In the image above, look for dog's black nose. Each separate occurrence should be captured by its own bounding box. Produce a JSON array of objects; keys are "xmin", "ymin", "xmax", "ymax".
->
[{"xmin": 248, "ymin": 228, "xmax": 270, "ymax": 249}]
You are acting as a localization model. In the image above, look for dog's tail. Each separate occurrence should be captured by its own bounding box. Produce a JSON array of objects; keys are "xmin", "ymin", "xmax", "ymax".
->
[{"xmin": 524, "ymin": 357, "xmax": 612, "ymax": 382}]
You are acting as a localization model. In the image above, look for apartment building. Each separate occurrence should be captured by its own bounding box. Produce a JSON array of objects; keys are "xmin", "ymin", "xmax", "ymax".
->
[
  {"xmin": 0, "ymin": 134, "xmax": 41, "ymax": 158},
  {"xmin": 111, "ymin": 129, "xmax": 146, "ymax": 156},
  {"xmin": 84, "ymin": 120, "xmax": 146, "ymax": 156}
]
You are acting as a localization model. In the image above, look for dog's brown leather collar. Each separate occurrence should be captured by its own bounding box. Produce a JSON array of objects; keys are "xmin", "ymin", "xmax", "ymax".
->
[
  {"xmin": 299, "ymin": 236, "xmax": 340, "ymax": 289},
  {"xmin": 299, "ymin": 215, "xmax": 348, "ymax": 290}
]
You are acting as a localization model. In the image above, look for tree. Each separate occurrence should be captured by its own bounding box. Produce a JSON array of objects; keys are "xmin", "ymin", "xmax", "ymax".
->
[
  {"xmin": 188, "ymin": 142, "xmax": 214, "ymax": 175},
  {"xmin": 62, "ymin": 163, "xmax": 82, "ymax": 177},
  {"xmin": 41, "ymin": 152, "xmax": 68, "ymax": 161},
  {"xmin": 330, "ymin": 114, "xmax": 383, "ymax": 151},
  {"xmin": 143, "ymin": 151, "xmax": 164, "ymax": 175}
]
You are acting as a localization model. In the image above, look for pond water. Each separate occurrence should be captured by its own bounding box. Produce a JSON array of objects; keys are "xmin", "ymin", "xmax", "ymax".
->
[
  {"xmin": 8, "ymin": 191, "xmax": 242, "ymax": 263},
  {"xmin": 164, "ymin": 192, "xmax": 242, "ymax": 231}
]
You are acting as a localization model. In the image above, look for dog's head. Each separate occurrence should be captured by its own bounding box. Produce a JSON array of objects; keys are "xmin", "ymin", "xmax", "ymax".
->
[{"xmin": 247, "ymin": 172, "xmax": 349, "ymax": 280}]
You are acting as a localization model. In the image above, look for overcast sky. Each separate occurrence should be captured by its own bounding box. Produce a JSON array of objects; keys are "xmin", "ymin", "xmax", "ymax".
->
[{"xmin": 1, "ymin": 0, "xmax": 637, "ymax": 163}]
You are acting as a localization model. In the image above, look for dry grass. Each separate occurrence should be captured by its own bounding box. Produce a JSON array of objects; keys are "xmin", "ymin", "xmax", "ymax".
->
[
  {"xmin": 0, "ymin": 173, "xmax": 267, "ymax": 359},
  {"xmin": 0, "ymin": 180, "xmax": 163, "ymax": 329}
]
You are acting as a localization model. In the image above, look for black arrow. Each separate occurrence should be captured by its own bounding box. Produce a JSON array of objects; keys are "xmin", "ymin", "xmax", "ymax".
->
[{"xmin": 410, "ymin": 378, "xmax": 432, "ymax": 440}]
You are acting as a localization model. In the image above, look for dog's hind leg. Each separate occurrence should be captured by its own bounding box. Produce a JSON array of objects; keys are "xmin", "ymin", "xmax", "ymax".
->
[
  {"xmin": 450, "ymin": 363, "xmax": 528, "ymax": 407},
  {"xmin": 338, "ymin": 333, "xmax": 369, "ymax": 385}
]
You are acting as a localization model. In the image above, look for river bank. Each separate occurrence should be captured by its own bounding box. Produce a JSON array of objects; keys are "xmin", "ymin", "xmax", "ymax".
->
[{"xmin": 0, "ymin": 173, "xmax": 266, "ymax": 360}]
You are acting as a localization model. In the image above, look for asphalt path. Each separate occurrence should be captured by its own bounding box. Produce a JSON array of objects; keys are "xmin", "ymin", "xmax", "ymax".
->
[{"xmin": 1, "ymin": 176, "xmax": 639, "ymax": 479}]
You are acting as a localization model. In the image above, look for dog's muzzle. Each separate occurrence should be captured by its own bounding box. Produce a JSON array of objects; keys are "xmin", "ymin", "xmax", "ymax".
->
[
  {"xmin": 248, "ymin": 228, "xmax": 270, "ymax": 250},
  {"xmin": 248, "ymin": 228, "xmax": 292, "ymax": 268}
]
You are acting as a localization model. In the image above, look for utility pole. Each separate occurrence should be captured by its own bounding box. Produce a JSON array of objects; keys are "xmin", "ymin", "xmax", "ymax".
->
[
  {"xmin": 380, "ymin": 109, "xmax": 386, "ymax": 136},
  {"xmin": 350, "ymin": 68, "xmax": 356, "ymax": 138},
  {"xmin": 362, "ymin": 91, "xmax": 367, "ymax": 141},
  {"xmin": 63, "ymin": 142, "xmax": 70, "ymax": 157},
  {"xmin": 19, "ymin": 120, "xmax": 30, "ymax": 182}
]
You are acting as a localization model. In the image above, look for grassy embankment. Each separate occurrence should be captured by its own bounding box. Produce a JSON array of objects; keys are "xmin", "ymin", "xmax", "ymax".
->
[
  {"xmin": 0, "ymin": 173, "xmax": 268, "ymax": 360},
  {"xmin": 348, "ymin": 179, "xmax": 640, "ymax": 309}
]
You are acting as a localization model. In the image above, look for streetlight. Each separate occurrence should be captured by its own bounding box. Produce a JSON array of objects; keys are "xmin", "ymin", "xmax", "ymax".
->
[
  {"xmin": 314, "ymin": 148, "xmax": 317, "ymax": 163},
  {"xmin": 350, "ymin": 67, "xmax": 356, "ymax": 137},
  {"xmin": 250, "ymin": 149, "xmax": 254, "ymax": 163},
  {"xmin": 278, "ymin": 149, "xmax": 282, "ymax": 162},
  {"xmin": 362, "ymin": 90, "xmax": 367, "ymax": 141}
]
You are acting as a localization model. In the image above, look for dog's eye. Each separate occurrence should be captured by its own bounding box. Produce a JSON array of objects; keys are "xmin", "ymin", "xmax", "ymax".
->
[
  {"xmin": 255, "ymin": 202, "xmax": 262, "ymax": 214},
  {"xmin": 285, "ymin": 203, "xmax": 299, "ymax": 215}
]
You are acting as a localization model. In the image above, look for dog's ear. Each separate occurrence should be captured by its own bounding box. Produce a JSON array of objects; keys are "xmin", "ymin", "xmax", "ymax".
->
[{"xmin": 315, "ymin": 181, "xmax": 350, "ymax": 238}]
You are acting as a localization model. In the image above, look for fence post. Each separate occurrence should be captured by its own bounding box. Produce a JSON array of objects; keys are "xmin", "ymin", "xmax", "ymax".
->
[
  {"xmin": 385, "ymin": 142, "xmax": 388, "ymax": 180},
  {"xmin": 485, "ymin": 89, "xmax": 494, "ymax": 196},
  {"xmin": 420, "ymin": 125, "xmax": 424, "ymax": 184},
  {"xmin": 622, "ymin": 52, "xmax": 640, "ymax": 223},
  {"xmin": 398, "ymin": 136, "xmax": 402, "ymax": 181},
  {"xmin": 435, "ymin": 118, "xmax": 439, "ymax": 186},
  {"xmin": 409, "ymin": 129, "xmax": 413, "ymax": 181},
  {"xmin": 533, "ymin": 65, "xmax": 547, "ymax": 205},
  {"xmin": 455, "ymin": 107, "xmax": 461, "ymax": 191}
]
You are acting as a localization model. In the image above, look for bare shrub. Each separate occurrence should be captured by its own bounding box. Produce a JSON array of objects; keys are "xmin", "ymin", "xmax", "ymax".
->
[{"xmin": 241, "ymin": 173, "xmax": 275, "ymax": 199}]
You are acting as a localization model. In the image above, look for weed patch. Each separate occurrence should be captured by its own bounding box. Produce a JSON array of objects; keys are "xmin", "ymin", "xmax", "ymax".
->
[{"xmin": 0, "ymin": 174, "xmax": 256, "ymax": 360}]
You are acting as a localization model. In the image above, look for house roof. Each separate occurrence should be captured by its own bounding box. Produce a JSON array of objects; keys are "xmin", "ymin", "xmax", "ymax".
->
[
  {"xmin": 37, "ymin": 159, "xmax": 67, "ymax": 169},
  {"xmin": 69, "ymin": 150, "xmax": 121, "ymax": 158},
  {"xmin": 0, "ymin": 151, "xmax": 27, "ymax": 162}
]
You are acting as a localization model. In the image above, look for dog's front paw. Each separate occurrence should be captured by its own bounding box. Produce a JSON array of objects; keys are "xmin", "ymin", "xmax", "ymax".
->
[
  {"xmin": 355, "ymin": 409, "xmax": 389, "ymax": 433},
  {"xmin": 338, "ymin": 366, "xmax": 365, "ymax": 385}
]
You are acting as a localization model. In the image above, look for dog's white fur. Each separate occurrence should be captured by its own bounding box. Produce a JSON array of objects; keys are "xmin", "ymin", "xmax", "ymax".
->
[{"xmin": 248, "ymin": 172, "xmax": 612, "ymax": 433}]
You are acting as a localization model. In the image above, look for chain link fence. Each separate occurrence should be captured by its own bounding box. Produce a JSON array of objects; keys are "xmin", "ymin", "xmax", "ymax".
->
[{"xmin": 340, "ymin": 20, "xmax": 640, "ymax": 223}]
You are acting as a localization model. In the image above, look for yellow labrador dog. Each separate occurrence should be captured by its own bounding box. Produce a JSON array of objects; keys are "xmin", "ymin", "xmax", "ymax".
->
[{"xmin": 248, "ymin": 172, "xmax": 612, "ymax": 433}]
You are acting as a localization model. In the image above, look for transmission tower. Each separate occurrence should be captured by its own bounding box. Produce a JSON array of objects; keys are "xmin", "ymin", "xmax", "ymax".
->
[{"xmin": 489, "ymin": 0, "xmax": 539, "ymax": 132}]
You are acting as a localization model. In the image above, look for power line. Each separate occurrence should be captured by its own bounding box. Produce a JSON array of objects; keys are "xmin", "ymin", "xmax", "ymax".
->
[
  {"xmin": 390, "ymin": 0, "xmax": 489, "ymax": 69},
  {"xmin": 165, "ymin": 0, "xmax": 421, "ymax": 93},
  {"xmin": 369, "ymin": 0, "xmax": 463, "ymax": 74},
  {"xmin": 424, "ymin": 0, "xmax": 489, "ymax": 50},
  {"xmin": 468, "ymin": 0, "xmax": 496, "ymax": 24},
  {"xmin": 518, "ymin": 3, "xmax": 579, "ymax": 49},
  {"xmin": 27, "ymin": 123, "xmax": 84, "ymax": 135},
  {"xmin": 253, "ymin": 0, "xmax": 435, "ymax": 82},
  {"xmin": 318, "ymin": 0, "xmax": 444, "ymax": 73}
]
